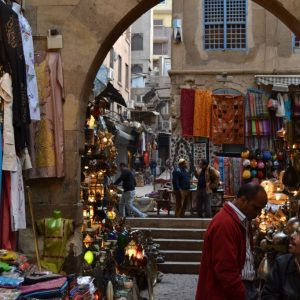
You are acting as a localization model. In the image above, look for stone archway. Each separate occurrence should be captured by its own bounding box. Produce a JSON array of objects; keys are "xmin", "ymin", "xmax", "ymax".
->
[
  {"xmin": 24, "ymin": 0, "xmax": 300, "ymax": 230},
  {"xmin": 16, "ymin": 0, "xmax": 300, "ymax": 265}
]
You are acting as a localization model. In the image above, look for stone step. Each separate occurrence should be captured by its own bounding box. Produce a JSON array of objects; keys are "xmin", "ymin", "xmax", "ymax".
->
[
  {"xmin": 131, "ymin": 227, "xmax": 206, "ymax": 239},
  {"xmin": 158, "ymin": 261, "xmax": 200, "ymax": 274},
  {"xmin": 160, "ymin": 250, "xmax": 202, "ymax": 262},
  {"xmin": 126, "ymin": 217, "xmax": 211, "ymax": 229},
  {"xmin": 154, "ymin": 238, "xmax": 203, "ymax": 251}
]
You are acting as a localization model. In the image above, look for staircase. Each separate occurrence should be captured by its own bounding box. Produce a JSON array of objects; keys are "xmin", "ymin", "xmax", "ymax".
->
[{"xmin": 126, "ymin": 217, "xmax": 211, "ymax": 274}]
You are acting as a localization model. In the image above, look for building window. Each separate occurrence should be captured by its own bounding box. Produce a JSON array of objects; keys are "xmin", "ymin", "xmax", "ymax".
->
[
  {"xmin": 154, "ymin": 19, "xmax": 164, "ymax": 26},
  {"xmin": 131, "ymin": 33, "xmax": 143, "ymax": 51},
  {"xmin": 204, "ymin": 0, "xmax": 247, "ymax": 50},
  {"xmin": 153, "ymin": 42, "xmax": 168, "ymax": 55},
  {"xmin": 132, "ymin": 64, "xmax": 143, "ymax": 73},
  {"xmin": 109, "ymin": 48, "xmax": 114, "ymax": 69},
  {"xmin": 117, "ymin": 104, "xmax": 122, "ymax": 115},
  {"xmin": 118, "ymin": 55, "xmax": 122, "ymax": 83},
  {"xmin": 125, "ymin": 64, "xmax": 129, "ymax": 89},
  {"xmin": 293, "ymin": 33, "xmax": 300, "ymax": 49}
]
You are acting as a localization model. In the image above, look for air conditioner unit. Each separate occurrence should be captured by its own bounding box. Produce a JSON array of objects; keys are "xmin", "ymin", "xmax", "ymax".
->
[
  {"xmin": 107, "ymin": 68, "xmax": 114, "ymax": 81},
  {"xmin": 128, "ymin": 100, "xmax": 135, "ymax": 109},
  {"xmin": 161, "ymin": 121, "xmax": 171, "ymax": 131}
]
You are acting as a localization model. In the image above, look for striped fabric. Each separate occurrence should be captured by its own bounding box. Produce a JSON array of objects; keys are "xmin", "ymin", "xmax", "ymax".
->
[
  {"xmin": 227, "ymin": 202, "xmax": 256, "ymax": 281},
  {"xmin": 255, "ymin": 75, "xmax": 300, "ymax": 86}
]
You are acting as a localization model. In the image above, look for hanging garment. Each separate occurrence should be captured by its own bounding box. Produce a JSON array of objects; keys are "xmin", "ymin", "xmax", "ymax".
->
[
  {"xmin": 10, "ymin": 157, "xmax": 26, "ymax": 231},
  {"xmin": 12, "ymin": 2, "xmax": 40, "ymax": 121},
  {"xmin": 26, "ymin": 52, "xmax": 65, "ymax": 178},
  {"xmin": 293, "ymin": 93, "xmax": 300, "ymax": 116},
  {"xmin": 141, "ymin": 132, "xmax": 146, "ymax": 152},
  {"xmin": 211, "ymin": 94, "xmax": 245, "ymax": 144},
  {"xmin": 0, "ymin": 172, "xmax": 16, "ymax": 250},
  {"xmin": 0, "ymin": 73, "xmax": 17, "ymax": 171},
  {"xmin": 0, "ymin": 124, "xmax": 2, "ymax": 212},
  {"xmin": 283, "ymin": 93, "xmax": 292, "ymax": 121},
  {"xmin": 193, "ymin": 90, "xmax": 212, "ymax": 138},
  {"xmin": 276, "ymin": 93, "xmax": 286, "ymax": 117},
  {"xmin": 180, "ymin": 88, "xmax": 195, "ymax": 136},
  {"xmin": 36, "ymin": 218, "xmax": 73, "ymax": 273},
  {"xmin": 0, "ymin": 2, "xmax": 30, "ymax": 151}
]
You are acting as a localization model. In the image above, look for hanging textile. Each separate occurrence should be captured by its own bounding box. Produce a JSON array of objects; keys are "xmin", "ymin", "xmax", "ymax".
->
[
  {"xmin": 0, "ymin": 73, "xmax": 17, "ymax": 171},
  {"xmin": 0, "ymin": 2, "xmax": 30, "ymax": 151},
  {"xmin": 211, "ymin": 94, "xmax": 244, "ymax": 144},
  {"xmin": 0, "ymin": 172, "xmax": 16, "ymax": 250},
  {"xmin": 26, "ymin": 52, "xmax": 65, "ymax": 178},
  {"xmin": 36, "ymin": 218, "xmax": 73, "ymax": 273},
  {"xmin": 10, "ymin": 157, "xmax": 26, "ymax": 231},
  {"xmin": 245, "ymin": 89, "xmax": 273, "ymax": 150},
  {"xmin": 12, "ymin": 2, "xmax": 40, "ymax": 121},
  {"xmin": 193, "ymin": 90, "xmax": 212, "ymax": 138},
  {"xmin": 180, "ymin": 88, "xmax": 195, "ymax": 136},
  {"xmin": 214, "ymin": 156, "xmax": 242, "ymax": 196}
]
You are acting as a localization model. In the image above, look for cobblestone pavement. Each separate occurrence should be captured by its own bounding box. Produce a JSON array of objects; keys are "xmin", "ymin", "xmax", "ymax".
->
[{"xmin": 140, "ymin": 273, "xmax": 198, "ymax": 300}]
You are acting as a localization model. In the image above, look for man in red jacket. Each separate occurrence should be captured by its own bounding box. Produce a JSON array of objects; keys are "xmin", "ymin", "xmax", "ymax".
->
[{"xmin": 195, "ymin": 183, "xmax": 267, "ymax": 300}]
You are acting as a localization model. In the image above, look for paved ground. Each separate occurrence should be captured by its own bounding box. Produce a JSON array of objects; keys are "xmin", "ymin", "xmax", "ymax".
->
[
  {"xmin": 136, "ymin": 185, "xmax": 198, "ymax": 299},
  {"xmin": 140, "ymin": 273, "xmax": 198, "ymax": 300}
]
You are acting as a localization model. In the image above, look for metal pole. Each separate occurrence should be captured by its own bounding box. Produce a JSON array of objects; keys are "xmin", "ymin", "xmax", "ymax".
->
[{"xmin": 26, "ymin": 186, "xmax": 41, "ymax": 271}]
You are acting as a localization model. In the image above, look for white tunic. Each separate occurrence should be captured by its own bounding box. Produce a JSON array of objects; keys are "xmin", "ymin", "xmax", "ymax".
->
[
  {"xmin": 12, "ymin": 2, "xmax": 40, "ymax": 121},
  {"xmin": 10, "ymin": 157, "xmax": 26, "ymax": 231},
  {"xmin": 0, "ymin": 73, "xmax": 17, "ymax": 172}
]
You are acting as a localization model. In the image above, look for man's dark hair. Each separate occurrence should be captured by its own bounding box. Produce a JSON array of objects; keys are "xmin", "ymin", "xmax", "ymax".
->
[
  {"xmin": 119, "ymin": 163, "xmax": 127, "ymax": 168},
  {"xmin": 200, "ymin": 159, "xmax": 209, "ymax": 166},
  {"xmin": 237, "ymin": 183, "xmax": 265, "ymax": 200}
]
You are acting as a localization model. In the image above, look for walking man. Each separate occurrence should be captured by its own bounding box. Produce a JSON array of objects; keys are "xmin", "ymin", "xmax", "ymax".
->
[
  {"xmin": 195, "ymin": 183, "xmax": 268, "ymax": 300},
  {"xmin": 114, "ymin": 163, "xmax": 147, "ymax": 218},
  {"xmin": 195, "ymin": 159, "xmax": 220, "ymax": 218},
  {"xmin": 172, "ymin": 158, "xmax": 191, "ymax": 217}
]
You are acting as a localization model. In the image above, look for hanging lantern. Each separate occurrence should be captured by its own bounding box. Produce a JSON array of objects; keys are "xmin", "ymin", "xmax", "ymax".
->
[
  {"xmin": 84, "ymin": 250, "xmax": 94, "ymax": 265},
  {"xmin": 257, "ymin": 254, "xmax": 271, "ymax": 280},
  {"xmin": 135, "ymin": 244, "xmax": 144, "ymax": 260},
  {"xmin": 125, "ymin": 241, "xmax": 137, "ymax": 258},
  {"xmin": 83, "ymin": 234, "xmax": 93, "ymax": 248},
  {"xmin": 106, "ymin": 210, "xmax": 116, "ymax": 220}
]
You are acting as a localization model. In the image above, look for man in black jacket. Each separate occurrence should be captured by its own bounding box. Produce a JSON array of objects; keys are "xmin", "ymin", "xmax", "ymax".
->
[
  {"xmin": 114, "ymin": 163, "xmax": 147, "ymax": 218},
  {"xmin": 261, "ymin": 222, "xmax": 300, "ymax": 300}
]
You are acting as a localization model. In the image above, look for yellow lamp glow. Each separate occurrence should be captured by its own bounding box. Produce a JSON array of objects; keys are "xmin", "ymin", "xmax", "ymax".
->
[{"xmin": 125, "ymin": 241, "xmax": 137, "ymax": 258}]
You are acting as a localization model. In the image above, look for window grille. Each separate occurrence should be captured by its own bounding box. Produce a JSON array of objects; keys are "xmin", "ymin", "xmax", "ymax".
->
[
  {"xmin": 293, "ymin": 34, "xmax": 300, "ymax": 48},
  {"xmin": 153, "ymin": 42, "xmax": 168, "ymax": 55},
  {"xmin": 131, "ymin": 33, "xmax": 143, "ymax": 51},
  {"xmin": 154, "ymin": 19, "xmax": 164, "ymax": 26},
  {"xmin": 118, "ymin": 55, "xmax": 122, "ymax": 83},
  {"xmin": 132, "ymin": 64, "xmax": 143, "ymax": 73},
  {"xmin": 204, "ymin": 0, "xmax": 247, "ymax": 50}
]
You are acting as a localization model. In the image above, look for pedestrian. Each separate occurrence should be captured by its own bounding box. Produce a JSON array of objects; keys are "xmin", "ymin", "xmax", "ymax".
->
[
  {"xmin": 149, "ymin": 159, "xmax": 157, "ymax": 178},
  {"xmin": 172, "ymin": 158, "xmax": 191, "ymax": 217},
  {"xmin": 114, "ymin": 163, "xmax": 147, "ymax": 218},
  {"xmin": 195, "ymin": 183, "xmax": 268, "ymax": 300},
  {"xmin": 261, "ymin": 222, "xmax": 300, "ymax": 300},
  {"xmin": 195, "ymin": 159, "xmax": 220, "ymax": 218}
]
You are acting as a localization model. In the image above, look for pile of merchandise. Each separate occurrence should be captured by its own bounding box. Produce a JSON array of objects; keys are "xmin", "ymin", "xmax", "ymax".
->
[{"xmin": 0, "ymin": 250, "xmax": 99, "ymax": 299}]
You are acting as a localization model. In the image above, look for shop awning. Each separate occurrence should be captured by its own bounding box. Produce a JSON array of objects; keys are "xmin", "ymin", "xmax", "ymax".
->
[
  {"xmin": 97, "ymin": 82, "xmax": 127, "ymax": 107},
  {"xmin": 255, "ymin": 75, "xmax": 300, "ymax": 88}
]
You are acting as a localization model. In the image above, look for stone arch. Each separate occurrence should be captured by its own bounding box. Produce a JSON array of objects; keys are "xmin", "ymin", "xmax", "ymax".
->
[{"xmin": 26, "ymin": 0, "xmax": 300, "ymax": 215}]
